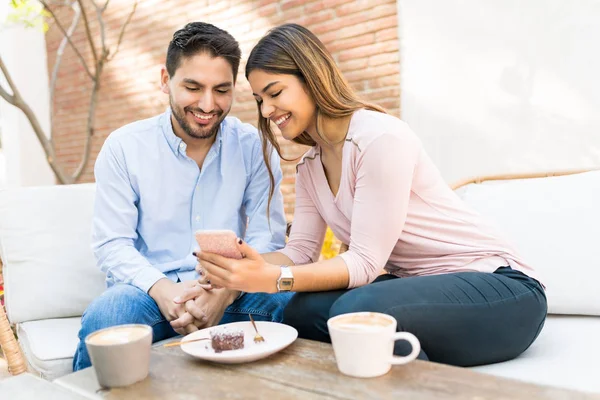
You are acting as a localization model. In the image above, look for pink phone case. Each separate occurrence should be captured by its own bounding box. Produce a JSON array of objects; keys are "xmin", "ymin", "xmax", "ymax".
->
[{"xmin": 195, "ymin": 230, "xmax": 243, "ymax": 259}]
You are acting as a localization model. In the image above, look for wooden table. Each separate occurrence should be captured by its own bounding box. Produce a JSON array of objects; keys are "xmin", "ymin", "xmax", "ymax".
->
[{"xmin": 54, "ymin": 339, "xmax": 598, "ymax": 400}]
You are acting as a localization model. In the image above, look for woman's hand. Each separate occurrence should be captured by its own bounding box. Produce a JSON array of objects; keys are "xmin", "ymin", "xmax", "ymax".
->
[{"xmin": 195, "ymin": 239, "xmax": 280, "ymax": 293}]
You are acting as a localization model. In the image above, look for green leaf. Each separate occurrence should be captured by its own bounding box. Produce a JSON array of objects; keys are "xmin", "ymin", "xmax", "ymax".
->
[{"xmin": 5, "ymin": 0, "xmax": 50, "ymax": 32}]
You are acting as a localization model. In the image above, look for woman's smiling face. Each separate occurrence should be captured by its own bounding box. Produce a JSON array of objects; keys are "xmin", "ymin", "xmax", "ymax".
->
[{"xmin": 248, "ymin": 69, "xmax": 317, "ymax": 141}]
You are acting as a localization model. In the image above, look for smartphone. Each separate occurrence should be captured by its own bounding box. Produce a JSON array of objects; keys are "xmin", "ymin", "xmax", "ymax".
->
[{"xmin": 195, "ymin": 229, "xmax": 243, "ymax": 259}]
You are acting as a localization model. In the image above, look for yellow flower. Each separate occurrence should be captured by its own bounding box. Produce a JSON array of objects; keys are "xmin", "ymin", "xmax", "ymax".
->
[{"xmin": 320, "ymin": 227, "xmax": 338, "ymax": 260}]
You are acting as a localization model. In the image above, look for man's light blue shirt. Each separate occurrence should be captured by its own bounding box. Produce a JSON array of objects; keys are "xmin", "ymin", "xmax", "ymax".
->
[{"xmin": 92, "ymin": 109, "xmax": 287, "ymax": 292}]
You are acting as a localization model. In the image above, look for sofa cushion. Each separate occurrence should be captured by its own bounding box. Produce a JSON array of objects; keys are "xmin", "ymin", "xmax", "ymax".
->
[
  {"xmin": 17, "ymin": 317, "xmax": 82, "ymax": 380},
  {"xmin": 0, "ymin": 184, "xmax": 106, "ymax": 323},
  {"xmin": 457, "ymin": 171, "xmax": 600, "ymax": 316},
  {"xmin": 471, "ymin": 315, "xmax": 600, "ymax": 394}
]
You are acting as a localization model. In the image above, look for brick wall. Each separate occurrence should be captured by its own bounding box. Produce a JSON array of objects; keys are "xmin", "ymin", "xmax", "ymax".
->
[{"xmin": 46, "ymin": 0, "xmax": 400, "ymax": 220}]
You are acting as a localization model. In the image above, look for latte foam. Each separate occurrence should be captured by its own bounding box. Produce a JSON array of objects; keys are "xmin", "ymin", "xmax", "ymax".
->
[
  {"xmin": 330, "ymin": 313, "xmax": 393, "ymax": 332},
  {"xmin": 88, "ymin": 326, "xmax": 149, "ymax": 346}
]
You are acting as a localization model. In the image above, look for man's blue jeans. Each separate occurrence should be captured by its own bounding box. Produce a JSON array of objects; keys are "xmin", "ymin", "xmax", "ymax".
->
[{"xmin": 73, "ymin": 284, "xmax": 293, "ymax": 371}]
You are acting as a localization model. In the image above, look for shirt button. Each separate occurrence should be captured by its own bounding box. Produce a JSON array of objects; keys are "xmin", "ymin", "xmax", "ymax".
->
[
  {"xmin": 195, "ymin": 215, "xmax": 201, "ymax": 222},
  {"xmin": 179, "ymin": 143, "xmax": 185, "ymax": 149}
]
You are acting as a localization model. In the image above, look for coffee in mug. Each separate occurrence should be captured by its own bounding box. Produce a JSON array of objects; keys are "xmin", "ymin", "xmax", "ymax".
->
[
  {"xmin": 327, "ymin": 312, "xmax": 420, "ymax": 378},
  {"xmin": 87, "ymin": 325, "xmax": 149, "ymax": 345},
  {"xmin": 85, "ymin": 324, "xmax": 152, "ymax": 388}
]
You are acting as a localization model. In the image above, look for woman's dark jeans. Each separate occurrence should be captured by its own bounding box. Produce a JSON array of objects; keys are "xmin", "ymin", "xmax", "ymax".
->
[{"xmin": 283, "ymin": 267, "xmax": 547, "ymax": 367}]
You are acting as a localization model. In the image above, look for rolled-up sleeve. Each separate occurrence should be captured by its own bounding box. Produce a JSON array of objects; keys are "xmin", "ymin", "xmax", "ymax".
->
[
  {"xmin": 339, "ymin": 132, "xmax": 419, "ymax": 288},
  {"xmin": 92, "ymin": 138, "xmax": 165, "ymax": 292}
]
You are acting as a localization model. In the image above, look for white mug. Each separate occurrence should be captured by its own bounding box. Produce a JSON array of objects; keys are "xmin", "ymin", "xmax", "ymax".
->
[
  {"xmin": 85, "ymin": 324, "xmax": 152, "ymax": 388},
  {"xmin": 327, "ymin": 312, "xmax": 421, "ymax": 378}
]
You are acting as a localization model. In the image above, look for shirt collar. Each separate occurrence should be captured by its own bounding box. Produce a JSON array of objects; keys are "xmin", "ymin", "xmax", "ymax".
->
[{"xmin": 160, "ymin": 108, "xmax": 224, "ymax": 157}]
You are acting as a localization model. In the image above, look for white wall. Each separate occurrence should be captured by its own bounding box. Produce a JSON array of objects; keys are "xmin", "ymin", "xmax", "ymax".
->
[
  {"xmin": 0, "ymin": 2, "xmax": 54, "ymax": 188},
  {"xmin": 397, "ymin": 0, "xmax": 600, "ymax": 184}
]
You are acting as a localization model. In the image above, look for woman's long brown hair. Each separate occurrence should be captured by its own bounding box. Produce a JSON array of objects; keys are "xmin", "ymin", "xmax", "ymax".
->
[{"xmin": 245, "ymin": 23, "xmax": 386, "ymax": 216}]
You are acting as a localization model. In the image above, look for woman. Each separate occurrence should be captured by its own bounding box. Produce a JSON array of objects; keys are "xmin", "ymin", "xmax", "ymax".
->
[{"xmin": 191, "ymin": 24, "xmax": 547, "ymax": 367}]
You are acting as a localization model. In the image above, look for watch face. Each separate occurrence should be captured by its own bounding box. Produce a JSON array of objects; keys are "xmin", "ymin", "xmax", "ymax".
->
[{"xmin": 279, "ymin": 278, "xmax": 294, "ymax": 290}]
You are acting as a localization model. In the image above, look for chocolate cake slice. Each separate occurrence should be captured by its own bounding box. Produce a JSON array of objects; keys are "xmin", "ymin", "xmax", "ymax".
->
[{"xmin": 210, "ymin": 327, "xmax": 245, "ymax": 353}]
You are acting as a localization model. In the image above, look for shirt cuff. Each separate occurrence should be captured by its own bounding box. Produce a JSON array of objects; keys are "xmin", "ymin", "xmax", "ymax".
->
[{"xmin": 132, "ymin": 268, "xmax": 168, "ymax": 293}]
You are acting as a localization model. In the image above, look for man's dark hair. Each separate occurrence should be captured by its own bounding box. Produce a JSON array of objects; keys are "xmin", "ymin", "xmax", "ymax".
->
[{"xmin": 166, "ymin": 22, "xmax": 241, "ymax": 82}]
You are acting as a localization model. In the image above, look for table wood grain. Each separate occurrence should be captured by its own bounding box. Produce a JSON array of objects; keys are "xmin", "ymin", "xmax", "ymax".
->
[{"xmin": 54, "ymin": 338, "xmax": 600, "ymax": 400}]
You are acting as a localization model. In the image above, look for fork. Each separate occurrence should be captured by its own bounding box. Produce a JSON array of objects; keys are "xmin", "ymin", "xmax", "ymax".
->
[{"xmin": 249, "ymin": 314, "xmax": 265, "ymax": 343}]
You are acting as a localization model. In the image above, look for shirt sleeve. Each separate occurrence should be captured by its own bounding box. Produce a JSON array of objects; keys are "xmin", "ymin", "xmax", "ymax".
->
[
  {"xmin": 92, "ymin": 138, "xmax": 165, "ymax": 292},
  {"xmin": 278, "ymin": 168, "xmax": 327, "ymax": 265},
  {"xmin": 242, "ymin": 140, "xmax": 287, "ymax": 253},
  {"xmin": 339, "ymin": 129, "xmax": 420, "ymax": 288}
]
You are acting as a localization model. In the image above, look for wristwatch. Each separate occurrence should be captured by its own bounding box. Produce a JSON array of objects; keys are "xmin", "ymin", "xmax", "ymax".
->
[{"xmin": 276, "ymin": 266, "xmax": 294, "ymax": 292}]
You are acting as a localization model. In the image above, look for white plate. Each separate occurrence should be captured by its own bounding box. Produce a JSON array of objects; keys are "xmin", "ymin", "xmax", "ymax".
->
[{"xmin": 180, "ymin": 321, "xmax": 298, "ymax": 364}]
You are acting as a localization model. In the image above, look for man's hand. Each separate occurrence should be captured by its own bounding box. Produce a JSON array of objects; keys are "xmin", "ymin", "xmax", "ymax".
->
[
  {"xmin": 170, "ymin": 286, "xmax": 239, "ymax": 333},
  {"xmin": 148, "ymin": 278, "xmax": 200, "ymax": 334}
]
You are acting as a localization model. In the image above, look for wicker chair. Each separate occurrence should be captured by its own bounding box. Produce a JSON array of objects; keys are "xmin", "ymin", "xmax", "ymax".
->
[{"xmin": 0, "ymin": 259, "xmax": 27, "ymax": 375}]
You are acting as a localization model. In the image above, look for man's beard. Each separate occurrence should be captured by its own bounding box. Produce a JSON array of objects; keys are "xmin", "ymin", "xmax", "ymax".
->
[{"xmin": 170, "ymin": 97, "xmax": 227, "ymax": 140}]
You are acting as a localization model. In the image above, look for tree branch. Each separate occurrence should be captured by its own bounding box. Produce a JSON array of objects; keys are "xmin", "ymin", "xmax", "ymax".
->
[
  {"xmin": 107, "ymin": 0, "xmax": 137, "ymax": 61},
  {"xmin": 93, "ymin": 1, "xmax": 106, "ymax": 55},
  {"xmin": 1, "ymin": 0, "xmax": 138, "ymax": 184},
  {"xmin": 0, "ymin": 55, "xmax": 21, "ymax": 102},
  {"xmin": 71, "ymin": 65, "xmax": 101, "ymax": 180},
  {"xmin": 40, "ymin": 0, "xmax": 94, "ymax": 79},
  {"xmin": 0, "ymin": 84, "xmax": 15, "ymax": 106},
  {"xmin": 0, "ymin": 56, "xmax": 16, "ymax": 104},
  {"xmin": 75, "ymin": 0, "xmax": 98, "ymax": 64},
  {"xmin": 50, "ymin": 1, "xmax": 81, "ymax": 140},
  {"xmin": 0, "ymin": 55, "xmax": 71, "ymax": 184}
]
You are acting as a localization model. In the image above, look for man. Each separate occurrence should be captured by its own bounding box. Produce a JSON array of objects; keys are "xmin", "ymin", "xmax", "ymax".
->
[{"xmin": 73, "ymin": 22, "xmax": 290, "ymax": 371}]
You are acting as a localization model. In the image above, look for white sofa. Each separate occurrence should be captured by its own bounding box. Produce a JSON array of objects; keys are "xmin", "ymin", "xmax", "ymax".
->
[
  {"xmin": 456, "ymin": 170, "xmax": 600, "ymax": 394},
  {"xmin": 0, "ymin": 172, "xmax": 599, "ymax": 393},
  {"xmin": 0, "ymin": 183, "xmax": 104, "ymax": 380}
]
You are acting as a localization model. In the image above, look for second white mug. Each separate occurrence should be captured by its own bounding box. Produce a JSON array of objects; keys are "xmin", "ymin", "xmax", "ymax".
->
[{"xmin": 327, "ymin": 312, "xmax": 420, "ymax": 378}]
